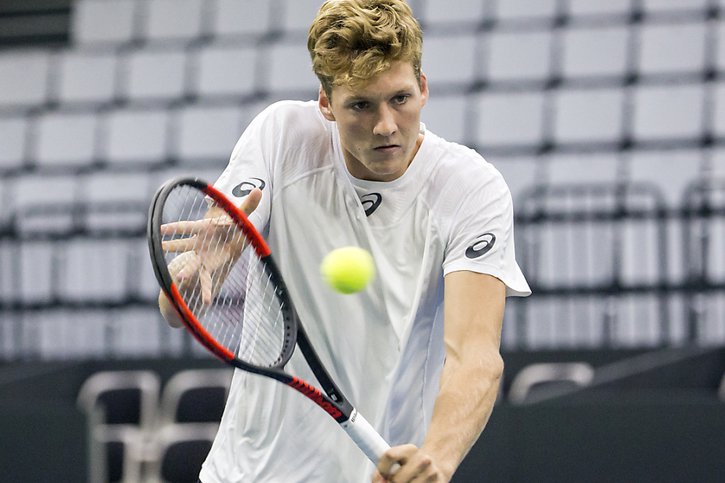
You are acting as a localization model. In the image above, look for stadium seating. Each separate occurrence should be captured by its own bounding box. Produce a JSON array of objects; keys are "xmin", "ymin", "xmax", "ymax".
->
[{"xmin": 0, "ymin": 0, "xmax": 723, "ymax": 359}]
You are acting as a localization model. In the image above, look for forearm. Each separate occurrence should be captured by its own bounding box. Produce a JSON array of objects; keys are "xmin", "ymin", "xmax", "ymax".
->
[{"xmin": 421, "ymin": 350, "xmax": 504, "ymax": 480}]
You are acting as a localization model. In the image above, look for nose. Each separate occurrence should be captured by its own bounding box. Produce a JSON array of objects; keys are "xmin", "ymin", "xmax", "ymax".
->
[{"xmin": 373, "ymin": 105, "xmax": 397, "ymax": 137}]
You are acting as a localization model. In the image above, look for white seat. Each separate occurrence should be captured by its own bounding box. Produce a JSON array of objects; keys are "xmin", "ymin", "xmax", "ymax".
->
[
  {"xmin": 79, "ymin": 171, "xmax": 153, "ymax": 231},
  {"xmin": 121, "ymin": 48, "xmax": 188, "ymax": 103},
  {"xmin": 474, "ymin": 90, "xmax": 545, "ymax": 148},
  {"xmin": 642, "ymin": 0, "xmax": 709, "ymax": 15},
  {"xmin": 486, "ymin": 29, "xmax": 553, "ymax": 83},
  {"xmin": 102, "ymin": 107, "xmax": 170, "ymax": 166},
  {"xmin": 61, "ymin": 238, "xmax": 135, "ymax": 302},
  {"xmin": 493, "ymin": 0, "xmax": 559, "ymax": 23},
  {"xmin": 546, "ymin": 152, "xmax": 622, "ymax": 185},
  {"xmin": 211, "ymin": 0, "xmax": 273, "ymax": 38},
  {"xmin": 110, "ymin": 308, "xmax": 168, "ymax": 357},
  {"xmin": 191, "ymin": 43, "xmax": 257, "ymax": 98},
  {"xmin": 18, "ymin": 241, "xmax": 56, "ymax": 303},
  {"xmin": 637, "ymin": 21, "xmax": 707, "ymax": 77},
  {"xmin": 553, "ymin": 87, "xmax": 624, "ymax": 145},
  {"xmin": 264, "ymin": 41, "xmax": 321, "ymax": 97},
  {"xmin": 32, "ymin": 309, "xmax": 110, "ymax": 359},
  {"xmin": 614, "ymin": 294, "xmax": 669, "ymax": 347},
  {"xmin": 142, "ymin": 0, "xmax": 206, "ymax": 44},
  {"xmin": 0, "ymin": 50, "xmax": 50, "ymax": 109},
  {"xmin": 508, "ymin": 362, "xmax": 594, "ymax": 404},
  {"xmin": 714, "ymin": 81, "xmax": 725, "ymax": 139},
  {"xmin": 280, "ymin": 0, "xmax": 326, "ymax": 34},
  {"xmin": 718, "ymin": 21, "xmax": 725, "ymax": 71},
  {"xmin": 420, "ymin": 0, "xmax": 485, "ymax": 28},
  {"xmin": 422, "ymin": 33, "xmax": 480, "ymax": 86},
  {"xmin": 561, "ymin": 25, "xmax": 629, "ymax": 80},
  {"xmin": 172, "ymin": 104, "xmax": 244, "ymax": 163},
  {"xmin": 566, "ymin": 0, "xmax": 632, "ymax": 18},
  {"xmin": 491, "ymin": 157, "xmax": 540, "ymax": 207},
  {"xmin": 421, "ymin": 94, "xmax": 468, "ymax": 145},
  {"xmin": 71, "ymin": 0, "xmax": 139, "ymax": 46},
  {"xmin": 0, "ymin": 114, "xmax": 29, "ymax": 170},
  {"xmin": 33, "ymin": 110, "xmax": 98, "ymax": 168},
  {"xmin": 54, "ymin": 50, "xmax": 118, "ymax": 106},
  {"xmin": 632, "ymin": 83, "xmax": 704, "ymax": 143},
  {"xmin": 11, "ymin": 174, "xmax": 78, "ymax": 233}
]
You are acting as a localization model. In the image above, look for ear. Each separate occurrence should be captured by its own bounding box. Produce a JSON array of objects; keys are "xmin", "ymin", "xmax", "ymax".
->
[
  {"xmin": 419, "ymin": 71, "xmax": 429, "ymax": 108},
  {"xmin": 318, "ymin": 86, "xmax": 336, "ymax": 121}
]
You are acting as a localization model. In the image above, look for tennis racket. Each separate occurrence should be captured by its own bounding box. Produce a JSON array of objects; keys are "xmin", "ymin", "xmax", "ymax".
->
[{"xmin": 147, "ymin": 176, "xmax": 392, "ymax": 467}]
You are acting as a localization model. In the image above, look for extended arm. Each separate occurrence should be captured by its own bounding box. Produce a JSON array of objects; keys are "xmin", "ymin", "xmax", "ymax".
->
[{"xmin": 376, "ymin": 271, "xmax": 506, "ymax": 482}]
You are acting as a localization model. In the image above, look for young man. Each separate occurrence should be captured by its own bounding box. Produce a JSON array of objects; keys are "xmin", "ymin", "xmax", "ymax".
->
[{"xmin": 160, "ymin": 1, "xmax": 530, "ymax": 481}]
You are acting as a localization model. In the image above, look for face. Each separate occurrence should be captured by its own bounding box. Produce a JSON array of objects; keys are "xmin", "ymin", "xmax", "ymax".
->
[{"xmin": 318, "ymin": 61, "xmax": 428, "ymax": 182}]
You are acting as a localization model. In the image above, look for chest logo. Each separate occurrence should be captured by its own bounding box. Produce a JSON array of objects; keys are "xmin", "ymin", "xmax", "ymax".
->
[
  {"xmin": 361, "ymin": 193, "xmax": 382, "ymax": 217},
  {"xmin": 232, "ymin": 177, "xmax": 266, "ymax": 198},
  {"xmin": 465, "ymin": 233, "xmax": 496, "ymax": 259}
]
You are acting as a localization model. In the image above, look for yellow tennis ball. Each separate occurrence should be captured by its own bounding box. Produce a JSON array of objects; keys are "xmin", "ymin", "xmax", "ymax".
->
[{"xmin": 321, "ymin": 246, "xmax": 375, "ymax": 294}]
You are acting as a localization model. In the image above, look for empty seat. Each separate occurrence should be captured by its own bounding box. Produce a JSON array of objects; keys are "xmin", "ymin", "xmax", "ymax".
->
[
  {"xmin": 493, "ymin": 0, "xmax": 559, "ymax": 23},
  {"xmin": 121, "ymin": 48, "xmax": 188, "ymax": 103},
  {"xmin": 159, "ymin": 369, "xmax": 232, "ymax": 425},
  {"xmin": 110, "ymin": 308, "xmax": 168, "ymax": 357},
  {"xmin": 419, "ymin": 0, "xmax": 485, "ymax": 28},
  {"xmin": 102, "ymin": 107, "xmax": 170, "ymax": 166},
  {"xmin": 280, "ymin": 0, "xmax": 326, "ymax": 34},
  {"xmin": 60, "ymin": 238, "xmax": 136, "ymax": 302},
  {"xmin": 0, "ymin": 50, "xmax": 50, "ymax": 109},
  {"xmin": 264, "ymin": 41, "xmax": 321, "ymax": 96},
  {"xmin": 33, "ymin": 110, "xmax": 98, "ymax": 168},
  {"xmin": 71, "ymin": 0, "xmax": 139, "ymax": 46},
  {"xmin": 30, "ymin": 309, "xmax": 110, "ymax": 359},
  {"xmin": 491, "ymin": 157, "xmax": 541, "ymax": 207},
  {"xmin": 546, "ymin": 152, "xmax": 622, "ymax": 185},
  {"xmin": 172, "ymin": 104, "xmax": 244, "ymax": 163},
  {"xmin": 422, "ymin": 33, "xmax": 480, "ymax": 86},
  {"xmin": 637, "ymin": 21, "xmax": 707, "ymax": 77},
  {"xmin": 79, "ymin": 171, "xmax": 153, "ymax": 231},
  {"xmin": 54, "ymin": 50, "xmax": 118, "ymax": 106},
  {"xmin": 553, "ymin": 87, "xmax": 625, "ymax": 145},
  {"xmin": 486, "ymin": 29, "xmax": 553, "ymax": 83},
  {"xmin": 191, "ymin": 43, "xmax": 258, "ymax": 98},
  {"xmin": 508, "ymin": 362, "xmax": 595, "ymax": 404},
  {"xmin": 718, "ymin": 21, "xmax": 725, "ymax": 72},
  {"xmin": 421, "ymin": 94, "xmax": 468, "ymax": 145},
  {"xmin": 143, "ymin": 0, "xmax": 207, "ymax": 44},
  {"xmin": 145, "ymin": 423, "xmax": 218, "ymax": 483},
  {"xmin": 78, "ymin": 370, "xmax": 160, "ymax": 482},
  {"xmin": 632, "ymin": 83, "xmax": 704, "ymax": 143},
  {"xmin": 18, "ymin": 241, "xmax": 57, "ymax": 303},
  {"xmin": 11, "ymin": 174, "xmax": 78, "ymax": 233},
  {"xmin": 715, "ymin": 81, "xmax": 725, "ymax": 138},
  {"xmin": 561, "ymin": 25, "xmax": 630, "ymax": 80},
  {"xmin": 0, "ymin": 114, "xmax": 29, "ymax": 171},
  {"xmin": 211, "ymin": 0, "xmax": 273, "ymax": 38},
  {"xmin": 474, "ymin": 90, "xmax": 546, "ymax": 148},
  {"xmin": 642, "ymin": 0, "xmax": 709, "ymax": 15},
  {"xmin": 566, "ymin": 0, "xmax": 632, "ymax": 18}
]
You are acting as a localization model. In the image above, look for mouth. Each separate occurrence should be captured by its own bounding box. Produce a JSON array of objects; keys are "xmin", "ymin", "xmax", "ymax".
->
[{"xmin": 374, "ymin": 144, "xmax": 400, "ymax": 153}]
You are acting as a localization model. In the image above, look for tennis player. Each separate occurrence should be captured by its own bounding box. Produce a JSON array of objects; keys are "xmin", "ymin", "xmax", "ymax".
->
[{"xmin": 159, "ymin": 0, "xmax": 530, "ymax": 481}]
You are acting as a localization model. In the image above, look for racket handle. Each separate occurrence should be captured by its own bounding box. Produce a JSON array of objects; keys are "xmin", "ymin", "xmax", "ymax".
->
[{"xmin": 341, "ymin": 410, "xmax": 390, "ymax": 465}]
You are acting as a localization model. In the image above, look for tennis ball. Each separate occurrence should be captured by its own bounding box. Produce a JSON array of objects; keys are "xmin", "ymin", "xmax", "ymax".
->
[{"xmin": 321, "ymin": 246, "xmax": 375, "ymax": 294}]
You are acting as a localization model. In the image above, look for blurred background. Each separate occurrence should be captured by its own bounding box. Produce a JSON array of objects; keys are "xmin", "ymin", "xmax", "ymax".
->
[{"xmin": 0, "ymin": 0, "xmax": 723, "ymax": 481}]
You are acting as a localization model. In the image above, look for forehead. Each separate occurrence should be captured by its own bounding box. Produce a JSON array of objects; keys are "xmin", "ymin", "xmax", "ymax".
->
[{"xmin": 332, "ymin": 61, "xmax": 419, "ymax": 101}]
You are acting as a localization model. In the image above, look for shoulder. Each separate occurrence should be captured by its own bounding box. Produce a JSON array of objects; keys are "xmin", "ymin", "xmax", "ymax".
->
[{"xmin": 424, "ymin": 131, "xmax": 510, "ymax": 208}]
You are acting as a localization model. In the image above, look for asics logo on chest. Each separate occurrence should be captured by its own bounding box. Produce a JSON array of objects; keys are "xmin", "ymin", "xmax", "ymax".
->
[
  {"xmin": 360, "ymin": 193, "xmax": 382, "ymax": 216},
  {"xmin": 232, "ymin": 177, "xmax": 266, "ymax": 197},
  {"xmin": 466, "ymin": 233, "xmax": 496, "ymax": 259}
]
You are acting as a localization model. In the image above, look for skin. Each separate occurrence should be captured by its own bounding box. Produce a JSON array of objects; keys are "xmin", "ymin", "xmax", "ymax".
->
[{"xmin": 159, "ymin": 59, "xmax": 507, "ymax": 483}]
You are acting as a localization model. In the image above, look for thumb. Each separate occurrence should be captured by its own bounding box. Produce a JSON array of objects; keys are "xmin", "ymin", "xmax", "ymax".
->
[{"xmin": 240, "ymin": 188, "xmax": 262, "ymax": 216}]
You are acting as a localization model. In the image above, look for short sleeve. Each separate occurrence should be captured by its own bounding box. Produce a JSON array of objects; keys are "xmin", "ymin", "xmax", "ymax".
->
[
  {"xmin": 442, "ymin": 167, "xmax": 531, "ymax": 297},
  {"xmin": 214, "ymin": 106, "xmax": 274, "ymax": 234}
]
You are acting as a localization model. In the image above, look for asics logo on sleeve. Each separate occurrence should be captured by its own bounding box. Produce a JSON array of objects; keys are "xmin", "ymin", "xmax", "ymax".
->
[
  {"xmin": 361, "ymin": 193, "xmax": 382, "ymax": 216},
  {"xmin": 465, "ymin": 233, "xmax": 496, "ymax": 259},
  {"xmin": 232, "ymin": 177, "xmax": 266, "ymax": 197}
]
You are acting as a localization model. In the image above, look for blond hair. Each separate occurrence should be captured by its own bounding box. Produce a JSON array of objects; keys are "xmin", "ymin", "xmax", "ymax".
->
[{"xmin": 307, "ymin": 0, "xmax": 423, "ymax": 96}]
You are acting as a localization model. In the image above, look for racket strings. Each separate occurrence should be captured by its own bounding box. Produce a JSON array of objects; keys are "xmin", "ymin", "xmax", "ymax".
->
[{"xmin": 161, "ymin": 185, "xmax": 288, "ymax": 368}]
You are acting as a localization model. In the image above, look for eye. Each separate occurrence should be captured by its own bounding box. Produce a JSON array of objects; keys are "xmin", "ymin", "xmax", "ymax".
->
[
  {"xmin": 393, "ymin": 94, "xmax": 410, "ymax": 105},
  {"xmin": 350, "ymin": 101, "xmax": 370, "ymax": 111}
]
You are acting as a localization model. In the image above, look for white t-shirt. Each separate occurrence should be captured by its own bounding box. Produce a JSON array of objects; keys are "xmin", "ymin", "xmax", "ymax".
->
[{"xmin": 199, "ymin": 100, "xmax": 530, "ymax": 483}]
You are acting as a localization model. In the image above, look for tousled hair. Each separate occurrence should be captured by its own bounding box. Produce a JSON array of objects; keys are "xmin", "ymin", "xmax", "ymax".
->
[{"xmin": 307, "ymin": 0, "xmax": 423, "ymax": 96}]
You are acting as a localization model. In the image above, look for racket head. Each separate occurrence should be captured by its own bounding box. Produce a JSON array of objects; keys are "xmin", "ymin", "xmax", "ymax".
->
[{"xmin": 148, "ymin": 177, "xmax": 297, "ymax": 373}]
